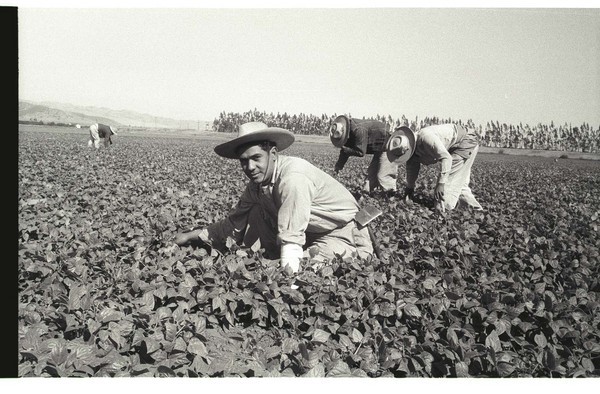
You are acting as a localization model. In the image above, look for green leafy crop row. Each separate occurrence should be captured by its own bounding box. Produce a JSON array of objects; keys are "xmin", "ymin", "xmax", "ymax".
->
[{"xmin": 18, "ymin": 128, "xmax": 600, "ymax": 377}]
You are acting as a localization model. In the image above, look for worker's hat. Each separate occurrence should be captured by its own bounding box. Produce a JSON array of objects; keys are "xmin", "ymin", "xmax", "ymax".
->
[
  {"xmin": 386, "ymin": 126, "xmax": 416, "ymax": 163},
  {"xmin": 329, "ymin": 115, "xmax": 350, "ymax": 148},
  {"xmin": 214, "ymin": 122, "xmax": 295, "ymax": 159}
]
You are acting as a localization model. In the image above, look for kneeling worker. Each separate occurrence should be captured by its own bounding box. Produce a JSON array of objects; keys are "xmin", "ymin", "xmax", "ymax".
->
[{"xmin": 174, "ymin": 122, "xmax": 373, "ymax": 272}]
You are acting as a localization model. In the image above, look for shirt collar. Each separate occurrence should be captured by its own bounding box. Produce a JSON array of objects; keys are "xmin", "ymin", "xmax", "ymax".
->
[
  {"xmin": 259, "ymin": 154, "xmax": 279, "ymax": 193},
  {"xmin": 266, "ymin": 154, "xmax": 279, "ymax": 187}
]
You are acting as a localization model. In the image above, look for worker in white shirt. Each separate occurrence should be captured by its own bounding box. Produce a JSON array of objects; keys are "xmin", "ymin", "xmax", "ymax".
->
[
  {"xmin": 386, "ymin": 123, "xmax": 483, "ymax": 211},
  {"xmin": 173, "ymin": 122, "xmax": 373, "ymax": 273}
]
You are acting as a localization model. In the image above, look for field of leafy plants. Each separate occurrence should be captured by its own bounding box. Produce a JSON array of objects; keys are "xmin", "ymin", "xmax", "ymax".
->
[{"xmin": 18, "ymin": 125, "xmax": 600, "ymax": 377}]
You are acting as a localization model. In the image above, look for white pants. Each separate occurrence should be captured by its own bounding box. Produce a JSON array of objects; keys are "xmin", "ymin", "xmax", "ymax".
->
[
  {"xmin": 442, "ymin": 145, "xmax": 482, "ymax": 210},
  {"xmin": 363, "ymin": 151, "xmax": 399, "ymax": 192}
]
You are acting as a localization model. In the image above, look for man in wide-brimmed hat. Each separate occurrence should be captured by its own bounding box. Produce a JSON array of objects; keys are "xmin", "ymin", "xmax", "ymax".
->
[
  {"xmin": 386, "ymin": 123, "xmax": 483, "ymax": 211},
  {"xmin": 88, "ymin": 123, "xmax": 118, "ymax": 149},
  {"xmin": 329, "ymin": 115, "xmax": 398, "ymax": 196},
  {"xmin": 173, "ymin": 121, "xmax": 373, "ymax": 273}
]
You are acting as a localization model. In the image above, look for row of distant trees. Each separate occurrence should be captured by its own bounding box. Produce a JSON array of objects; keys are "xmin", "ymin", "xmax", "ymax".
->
[
  {"xmin": 20, "ymin": 120, "xmax": 74, "ymax": 127},
  {"xmin": 212, "ymin": 109, "xmax": 600, "ymax": 153}
]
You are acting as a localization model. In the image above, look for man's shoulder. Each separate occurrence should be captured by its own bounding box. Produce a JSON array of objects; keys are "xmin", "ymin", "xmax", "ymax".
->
[
  {"xmin": 352, "ymin": 119, "xmax": 385, "ymax": 131},
  {"xmin": 420, "ymin": 124, "xmax": 455, "ymax": 135},
  {"xmin": 277, "ymin": 155, "xmax": 330, "ymax": 182},
  {"xmin": 278, "ymin": 155, "xmax": 313, "ymax": 171}
]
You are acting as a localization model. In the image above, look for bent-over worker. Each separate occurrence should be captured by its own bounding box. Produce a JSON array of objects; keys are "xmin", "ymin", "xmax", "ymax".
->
[
  {"xmin": 386, "ymin": 123, "xmax": 483, "ymax": 211},
  {"xmin": 88, "ymin": 123, "xmax": 118, "ymax": 149},
  {"xmin": 329, "ymin": 115, "xmax": 397, "ymax": 196}
]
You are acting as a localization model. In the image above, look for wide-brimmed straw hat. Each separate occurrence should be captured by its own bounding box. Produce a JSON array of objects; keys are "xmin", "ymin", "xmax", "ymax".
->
[
  {"xmin": 214, "ymin": 121, "xmax": 295, "ymax": 159},
  {"xmin": 386, "ymin": 126, "xmax": 416, "ymax": 163},
  {"xmin": 329, "ymin": 115, "xmax": 350, "ymax": 148}
]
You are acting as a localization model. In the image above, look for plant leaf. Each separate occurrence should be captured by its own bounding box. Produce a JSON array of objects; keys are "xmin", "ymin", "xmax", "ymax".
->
[{"xmin": 312, "ymin": 328, "xmax": 330, "ymax": 343}]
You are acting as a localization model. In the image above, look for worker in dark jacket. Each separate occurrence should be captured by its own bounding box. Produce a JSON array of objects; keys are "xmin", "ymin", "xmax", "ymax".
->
[
  {"xmin": 329, "ymin": 115, "xmax": 397, "ymax": 195},
  {"xmin": 88, "ymin": 123, "xmax": 118, "ymax": 149}
]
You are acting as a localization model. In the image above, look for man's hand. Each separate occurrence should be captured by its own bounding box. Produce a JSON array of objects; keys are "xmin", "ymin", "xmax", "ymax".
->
[
  {"xmin": 174, "ymin": 229, "xmax": 212, "ymax": 251},
  {"xmin": 281, "ymin": 243, "xmax": 302, "ymax": 273},
  {"xmin": 404, "ymin": 187, "xmax": 414, "ymax": 203},
  {"xmin": 434, "ymin": 183, "xmax": 445, "ymax": 201},
  {"xmin": 435, "ymin": 200, "xmax": 446, "ymax": 213},
  {"xmin": 173, "ymin": 232, "xmax": 194, "ymax": 246},
  {"xmin": 174, "ymin": 228, "xmax": 208, "ymax": 245}
]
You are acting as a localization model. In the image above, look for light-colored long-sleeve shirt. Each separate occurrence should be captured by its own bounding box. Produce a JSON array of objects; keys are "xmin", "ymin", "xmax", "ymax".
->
[
  {"xmin": 406, "ymin": 124, "xmax": 478, "ymax": 188},
  {"xmin": 207, "ymin": 155, "xmax": 360, "ymax": 247}
]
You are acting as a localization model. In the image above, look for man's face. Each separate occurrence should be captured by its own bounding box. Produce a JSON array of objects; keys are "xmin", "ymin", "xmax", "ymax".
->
[
  {"xmin": 238, "ymin": 144, "xmax": 276, "ymax": 184},
  {"xmin": 390, "ymin": 135, "xmax": 408, "ymax": 156},
  {"xmin": 395, "ymin": 143, "xmax": 407, "ymax": 156}
]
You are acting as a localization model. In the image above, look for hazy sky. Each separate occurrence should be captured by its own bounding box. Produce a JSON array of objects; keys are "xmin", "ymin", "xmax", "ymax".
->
[{"xmin": 17, "ymin": 3, "xmax": 600, "ymax": 126}]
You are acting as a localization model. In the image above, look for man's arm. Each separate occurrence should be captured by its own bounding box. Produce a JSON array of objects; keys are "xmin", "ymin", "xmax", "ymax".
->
[
  {"xmin": 333, "ymin": 124, "xmax": 369, "ymax": 172},
  {"xmin": 416, "ymin": 130, "xmax": 453, "ymax": 204},
  {"xmin": 173, "ymin": 228, "xmax": 211, "ymax": 249},
  {"xmin": 276, "ymin": 172, "xmax": 315, "ymax": 272},
  {"xmin": 405, "ymin": 158, "xmax": 421, "ymax": 189},
  {"xmin": 277, "ymin": 172, "xmax": 314, "ymax": 243},
  {"xmin": 334, "ymin": 149, "xmax": 350, "ymax": 173},
  {"xmin": 432, "ymin": 138, "xmax": 452, "ymax": 184},
  {"xmin": 404, "ymin": 157, "xmax": 420, "ymax": 201},
  {"xmin": 174, "ymin": 186, "xmax": 256, "ymax": 247},
  {"xmin": 421, "ymin": 133, "xmax": 453, "ymax": 185},
  {"xmin": 341, "ymin": 125, "xmax": 368, "ymax": 157}
]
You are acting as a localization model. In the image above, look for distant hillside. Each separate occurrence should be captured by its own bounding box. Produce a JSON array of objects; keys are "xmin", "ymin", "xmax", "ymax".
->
[
  {"xmin": 19, "ymin": 101, "xmax": 120, "ymax": 127},
  {"xmin": 19, "ymin": 100, "xmax": 210, "ymax": 130}
]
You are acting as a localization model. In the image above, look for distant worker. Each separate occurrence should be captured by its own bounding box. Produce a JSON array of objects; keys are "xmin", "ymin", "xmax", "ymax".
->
[
  {"xmin": 88, "ymin": 123, "xmax": 118, "ymax": 149},
  {"xmin": 386, "ymin": 123, "xmax": 483, "ymax": 211},
  {"xmin": 329, "ymin": 115, "xmax": 397, "ymax": 196}
]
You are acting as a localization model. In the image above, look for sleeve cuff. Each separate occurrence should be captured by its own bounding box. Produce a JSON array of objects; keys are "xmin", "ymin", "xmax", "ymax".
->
[{"xmin": 280, "ymin": 242, "xmax": 303, "ymax": 273}]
